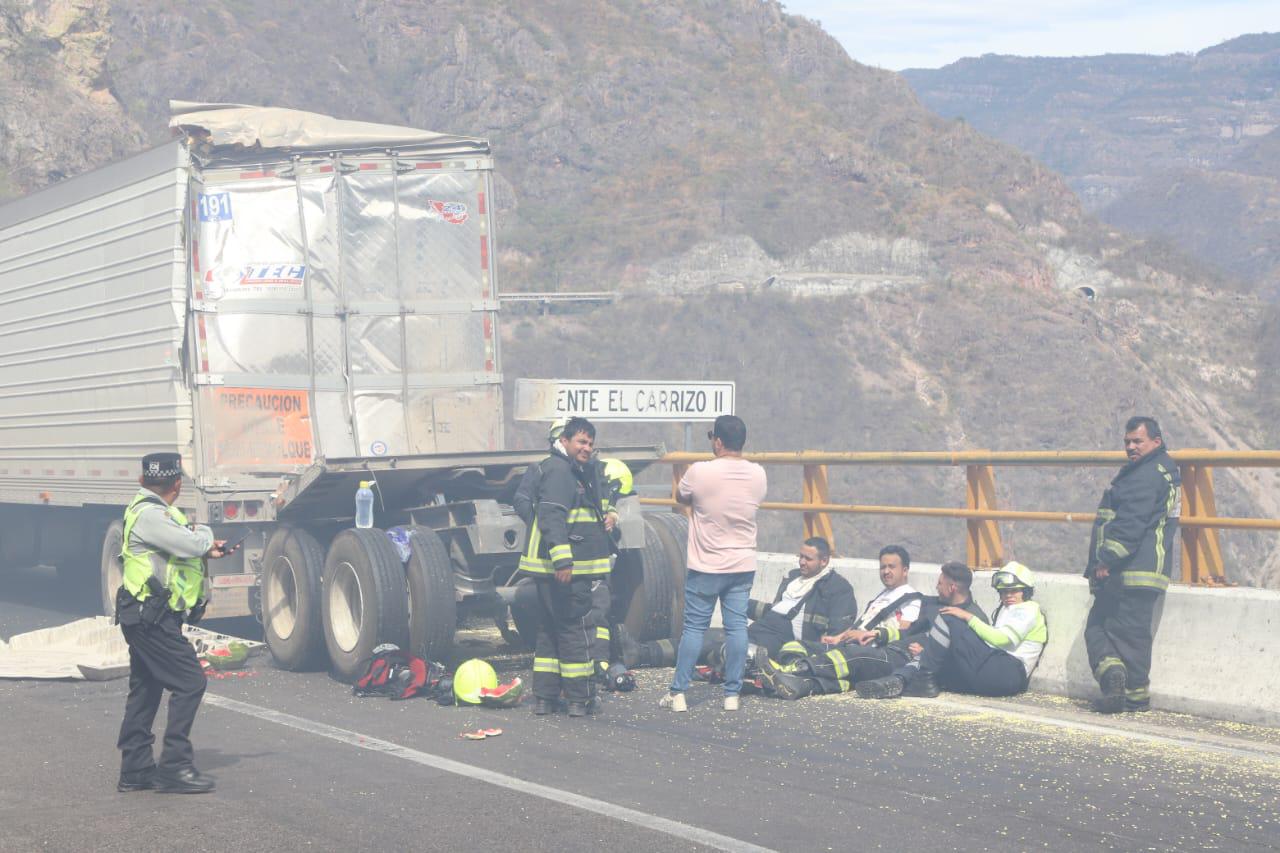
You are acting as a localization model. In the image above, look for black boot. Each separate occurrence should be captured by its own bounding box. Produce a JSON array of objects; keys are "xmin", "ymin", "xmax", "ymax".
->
[
  {"xmin": 116, "ymin": 771, "xmax": 155, "ymax": 793},
  {"xmin": 567, "ymin": 702, "xmax": 589, "ymax": 717},
  {"xmin": 901, "ymin": 670, "xmax": 940, "ymax": 698},
  {"xmin": 756, "ymin": 654, "xmax": 814, "ymax": 700},
  {"xmin": 1093, "ymin": 664, "xmax": 1127, "ymax": 714},
  {"xmin": 154, "ymin": 767, "xmax": 215, "ymax": 795},
  {"xmin": 855, "ymin": 674, "xmax": 905, "ymax": 699},
  {"xmin": 534, "ymin": 697, "xmax": 556, "ymax": 715}
]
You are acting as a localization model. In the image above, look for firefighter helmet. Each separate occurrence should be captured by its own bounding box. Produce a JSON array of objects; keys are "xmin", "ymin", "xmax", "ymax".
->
[
  {"xmin": 601, "ymin": 457, "xmax": 634, "ymax": 496},
  {"xmin": 453, "ymin": 658, "xmax": 499, "ymax": 705},
  {"xmin": 991, "ymin": 561, "xmax": 1036, "ymax": 592}
]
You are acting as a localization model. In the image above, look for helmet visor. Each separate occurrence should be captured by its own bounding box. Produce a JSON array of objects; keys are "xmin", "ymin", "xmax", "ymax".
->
[{"xmin": 992, "ymin": 570, "xmax": 1024, "ymax": 590}]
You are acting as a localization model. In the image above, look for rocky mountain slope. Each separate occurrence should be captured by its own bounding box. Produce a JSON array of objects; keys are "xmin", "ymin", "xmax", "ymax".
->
[
  {"xmin": 903, "ymin": 33, "xmax": 1280, "ymax": 293},
  {"xmin": 2, "ymin": 1, "xmax": 1277, "ymax": 583}
]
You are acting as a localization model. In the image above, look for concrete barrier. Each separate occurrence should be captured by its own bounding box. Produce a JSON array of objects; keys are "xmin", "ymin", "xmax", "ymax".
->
[{"xmin": 737, "ymin": 553, "xmax": 1280, "ymax": 726}]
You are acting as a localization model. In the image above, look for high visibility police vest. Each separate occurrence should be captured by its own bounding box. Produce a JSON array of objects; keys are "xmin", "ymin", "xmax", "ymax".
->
[{"xmin": 121, "ymin": 492, "xmax": 207, "ymax": 611}]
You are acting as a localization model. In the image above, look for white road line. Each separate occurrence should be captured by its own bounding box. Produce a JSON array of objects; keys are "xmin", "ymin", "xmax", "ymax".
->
[
  {"xmin": 930, "ymin": 697, "xmax": 1280, "ymax": 764},
  {"xmin": 205, "ymin": 694, "xmax": 776, "ymax": 853}
]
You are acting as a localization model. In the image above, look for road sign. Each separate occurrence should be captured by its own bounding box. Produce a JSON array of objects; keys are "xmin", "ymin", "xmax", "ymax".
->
[{"xmin": 514, "ymin": 379, "xmax": 735, "ymax": 423}]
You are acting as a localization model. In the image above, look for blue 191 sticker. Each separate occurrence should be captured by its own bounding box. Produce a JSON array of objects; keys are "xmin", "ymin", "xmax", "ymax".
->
[
  {"xmin": 369, "ymin": 440, "xmax": 388, "ymax": 456},
  {"xmin": 198, "ymin": 192, "xmax": 233, "ymax": 222}
]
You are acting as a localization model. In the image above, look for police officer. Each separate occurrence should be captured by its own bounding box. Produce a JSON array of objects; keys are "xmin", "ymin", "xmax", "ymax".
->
[
  {"xmin": 518, "ymin": 418, "xmax": 613, "ymax": 717},
  {"xmin": 115, "ymin": 452, "xmax": 231, "ymax": 794}
]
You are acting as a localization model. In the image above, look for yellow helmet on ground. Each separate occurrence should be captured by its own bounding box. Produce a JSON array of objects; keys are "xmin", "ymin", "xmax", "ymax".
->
[{"xmin": 453, "ymin": 659, "xmax": 499, "ymax": 705}]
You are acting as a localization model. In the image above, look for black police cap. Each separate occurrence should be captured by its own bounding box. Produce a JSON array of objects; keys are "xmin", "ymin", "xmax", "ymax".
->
[{"xmin": 141, "ymin": 452, "xmax": 182, "ymax": 479}]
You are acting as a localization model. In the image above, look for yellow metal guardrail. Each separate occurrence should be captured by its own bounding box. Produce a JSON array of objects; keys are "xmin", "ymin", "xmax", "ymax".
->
[{"xmin": 640, "ymin": 450, "xmax": 1280, "ymax": 585}]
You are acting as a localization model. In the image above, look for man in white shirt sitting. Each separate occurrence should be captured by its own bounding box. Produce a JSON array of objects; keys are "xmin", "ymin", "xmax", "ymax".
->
[{"xmin": 758, "ymin": 555, "xmax": 981, "ymax": 700}]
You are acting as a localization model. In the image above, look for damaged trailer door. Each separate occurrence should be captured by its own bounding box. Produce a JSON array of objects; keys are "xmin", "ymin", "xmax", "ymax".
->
[{"xmin": 187, "ymin": 153, "xmax": 502, "ymax": 475}]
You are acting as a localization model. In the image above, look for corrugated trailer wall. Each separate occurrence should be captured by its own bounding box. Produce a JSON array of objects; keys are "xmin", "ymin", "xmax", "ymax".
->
[
  {"xmin": 187, "ymin": 152, "xmax": 503, "ymax": 477},
  {"xmin": 0, "ymin": 144, "xmax": 192, "ymax": 508}
]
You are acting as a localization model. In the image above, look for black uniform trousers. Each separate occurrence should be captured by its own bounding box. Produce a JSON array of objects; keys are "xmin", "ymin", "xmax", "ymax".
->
[
  {"xmin": 1084, "ymin": 581, "xmax": 1160, "ymax": 691},
  {"xmin": 900, "ymin": 613, "xmax": 1026, "ymax": 697},
  {"xmin": 801, "ymin": 642, "xmax": 908, "ymax": 694},
  {"xmin": 532, "ymin": 576, "xmax": 595, "ymax": 704},
  {"xmin": 117, "ymin": 610, "xmax": 206, "ymax": 776}
]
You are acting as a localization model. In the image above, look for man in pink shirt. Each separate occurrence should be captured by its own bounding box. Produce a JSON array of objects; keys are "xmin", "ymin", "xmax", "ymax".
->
[{"xmin": 660, "ymin": 415, "xmax": 767, "ymax": 712}]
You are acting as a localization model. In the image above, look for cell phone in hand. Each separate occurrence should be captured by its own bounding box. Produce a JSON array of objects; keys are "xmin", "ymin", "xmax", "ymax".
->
[{"xmin": 222, "ymin": 533, "xmax": 248, "ymax": 553}]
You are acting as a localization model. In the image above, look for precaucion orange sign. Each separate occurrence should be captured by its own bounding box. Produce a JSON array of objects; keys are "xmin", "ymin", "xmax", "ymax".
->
[{"xmin": 211, "ymin": 387, "xmax": 314, "ymax": 467}]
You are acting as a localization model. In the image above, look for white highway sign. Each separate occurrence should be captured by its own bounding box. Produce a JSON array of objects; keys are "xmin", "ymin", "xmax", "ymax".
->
[{"xmin": 514, "ymin": 379, "xmax": 735, "ymax": 422}]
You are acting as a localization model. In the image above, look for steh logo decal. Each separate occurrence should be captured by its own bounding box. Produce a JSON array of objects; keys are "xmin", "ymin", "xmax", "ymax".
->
[{"xmin": 426, "ymin": 200, "xmax": 469, "ymax": 225}]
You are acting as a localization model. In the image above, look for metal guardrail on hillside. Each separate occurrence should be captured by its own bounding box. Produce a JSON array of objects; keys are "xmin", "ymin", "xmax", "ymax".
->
[{"xmin": 639, "ymin": 450, "xmax": 1280, "ymax": 585}]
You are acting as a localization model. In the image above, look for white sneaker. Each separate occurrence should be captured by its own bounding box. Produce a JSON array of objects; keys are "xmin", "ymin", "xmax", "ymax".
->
[
  {"xmin": 659, "ymin": 692, "xmax": 687, "ymax": 712},
  {"xmin": 723, "ymin": 695, "xmax": 740, "ymax": 712}
]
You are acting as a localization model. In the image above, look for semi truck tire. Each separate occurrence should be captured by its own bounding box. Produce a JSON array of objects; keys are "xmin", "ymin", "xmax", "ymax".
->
[
  {"xmin": 98, "ymin": 520, "xmax": 125, "ymax": 617},
  {"xmin": 261, "ymin": 526, "xmax": 328, "ymax": 671},
  {"xmin": 321, "ymin": 528, "xmax": 410, "ymax": 682},
  {"xmin": 644, "ymin": 512, "xmax": 689, "ymax": 640},
  {"xmin": 623, "ymin": 517, "xmax": 676, "ymax": 641},
  {"xmin": 404, "ymin": 526, "xmax": 457, "ymax": 662}
]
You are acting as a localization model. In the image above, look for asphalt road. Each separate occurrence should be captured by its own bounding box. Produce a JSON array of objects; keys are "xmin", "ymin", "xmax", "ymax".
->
[{"xmin": 4, "ymin": 564, "xmax": 1280, "ymax": 852}]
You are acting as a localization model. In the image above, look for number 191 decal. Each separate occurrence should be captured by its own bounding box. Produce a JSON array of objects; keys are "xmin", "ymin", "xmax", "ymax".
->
[{"xmin": 198, "ymin": 192, "xmax": 233, "ymax": 222}]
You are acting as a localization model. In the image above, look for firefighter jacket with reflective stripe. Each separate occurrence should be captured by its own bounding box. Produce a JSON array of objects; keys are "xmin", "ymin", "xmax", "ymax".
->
[
  {"xmin": 518, "ymin": 451, "xmax": 613, "ymax": 577},
  {"xmin": 748, "ymin": 569, "xmax": 857, "ymax": 644},
  {"xmin": 1085, "ymin": 446, "xmax": 1181, "ymax": 592},
  {"xmin": 121, "ymin": 489, "xmax": 210, "ymax": 611}
]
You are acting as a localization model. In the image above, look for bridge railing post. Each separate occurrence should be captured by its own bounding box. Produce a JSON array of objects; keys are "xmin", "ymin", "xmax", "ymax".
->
[
  {"xmin": 802, "ymin": 464, "xmax": 835, "ymax": 549},
  {"xmin": 965, "ymin": 462, "xmax": 1004, "ymax": 568},
  {"xmin": 1179, "ymin": 460, "xmax": 1226, "ymax": 584}
]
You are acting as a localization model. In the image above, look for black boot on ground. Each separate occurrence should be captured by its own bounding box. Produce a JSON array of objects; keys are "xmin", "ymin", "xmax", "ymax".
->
[
  {"xmin": 534, "ymin": 697, "xmax": 556, "ymax": 715},
  {"xmin": 154, "ymin": 767, "xmax": 215, "ymax": 795},
  {"xmin": 855, "ymin": 675, "xmax": 906, "ymax": 699},
  {"xmin": 1093, "ymin": 665, "xmax": 1127, "ymax": 714},
  {"xmin": 116, "ymin": 771, "xmax": 155, "ymax": 793},
  {"xmin": 567, "ymin": 702, "xmax": 589, "ymax": 717},
  {"xmin": 901, "ymin": 670, "xmax": 940, "ymax": 698}
]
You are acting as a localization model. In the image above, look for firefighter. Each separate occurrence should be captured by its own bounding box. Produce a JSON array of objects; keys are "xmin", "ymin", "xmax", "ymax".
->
[
  {"xmin": 114, "ymin": 452, "xmax": 233, "ymax": 794},
  {"xmin": 1084, "ymin": 416, "xmax": 1181, "ymax": 713},
  {"xmin": 855, "ymin": 561, "xmax": 1047, "ymax": 700},
  {"xmin": 519, "ymin": 418, "xmax": 614, "ymax": 716},
  {"xmin": 757, "ymin": 560, "xmax": 981, "ymax": 700},
  {"xmin": 621, "ymin": 538, "xmax": 855, "ymax": 677}
]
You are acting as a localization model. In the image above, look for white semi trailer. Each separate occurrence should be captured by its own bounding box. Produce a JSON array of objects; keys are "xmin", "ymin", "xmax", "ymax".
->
[{"xmin": 0, "ymin": 103, "xmax": 685, "ymax": 679}]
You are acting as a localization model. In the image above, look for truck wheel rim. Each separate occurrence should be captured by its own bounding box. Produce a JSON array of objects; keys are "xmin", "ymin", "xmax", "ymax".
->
[
  {"xmin": 266, "ymin": 556, "xmax": 298, "ymax": 641},
  {"xmin": 329, "ymin": 560, "xmax": 364, "ymax": 654}
]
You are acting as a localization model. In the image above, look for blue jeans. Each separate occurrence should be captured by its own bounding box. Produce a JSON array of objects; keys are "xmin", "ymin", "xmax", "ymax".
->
[{"xmin": 670, "ymin": 569, "xmax": 754, "ymax": 696}]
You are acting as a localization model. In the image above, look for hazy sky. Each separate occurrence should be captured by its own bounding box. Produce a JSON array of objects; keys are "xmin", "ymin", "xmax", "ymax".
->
[{"xmin": 782, "ymin": 1, "xmax": 1277, "ymax": 70}]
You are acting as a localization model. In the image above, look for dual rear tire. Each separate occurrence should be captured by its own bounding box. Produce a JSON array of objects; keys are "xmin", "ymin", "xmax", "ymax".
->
[{"xmin": 261, "ymin": 525, "xmax": 456, "ymax": 682}]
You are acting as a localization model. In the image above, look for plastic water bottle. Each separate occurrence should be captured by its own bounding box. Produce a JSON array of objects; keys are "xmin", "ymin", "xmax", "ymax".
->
[{"xmin": 355, "ymin": 480, "xmax": 375, "ymax": 529}]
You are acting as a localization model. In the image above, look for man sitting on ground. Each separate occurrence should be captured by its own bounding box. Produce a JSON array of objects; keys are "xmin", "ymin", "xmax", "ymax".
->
[
  {"xmin": 622, "ymin": 537, "xmax": 856, "ymax": 673},
  {"xmin": 758, "ymin": 559, "xmax": 980, "ymax": 699},
  {"xmin": 855, "ymin": 561, "xmax": 1047, "ymax": 700}
]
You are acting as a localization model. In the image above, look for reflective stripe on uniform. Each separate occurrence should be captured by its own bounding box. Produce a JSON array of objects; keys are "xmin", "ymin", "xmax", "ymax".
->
[
  {"xmin": 1121, "ymin": 570, "xmax": 1170, "ymax": 592},
  {"xmin": 1094, "ymin": 656, "xmax": 1125, "ymax": 680},
  {"xmin": 559, "ymin": 661, "xmax": 594, "ymax": 679},
  {"xmin": 566, "ymin": 508, "xmax": 599, "ymax": 523},
  {"xmin": 596, "ymin": 626, "xmax": 610, "ymax": 641},
  {"xmin": 826, "ymin": 649, "xmax": 849, "ymax": 680},
  {"xmin": 533, "ymin": 657, "xmax": 560, "ymax": 674},
  {"xmin": 549, "ymin": 543, "xmax": 573, "ymax": 564},
  {"xmin": 572, "ymin": 557, "xmax": 612, "ymax": 576}
]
